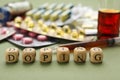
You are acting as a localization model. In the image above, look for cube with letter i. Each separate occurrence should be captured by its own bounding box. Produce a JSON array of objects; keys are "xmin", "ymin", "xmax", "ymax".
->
[{"xmin": 57, "ymin": 47, "xmax": 70, "ymax": 63}]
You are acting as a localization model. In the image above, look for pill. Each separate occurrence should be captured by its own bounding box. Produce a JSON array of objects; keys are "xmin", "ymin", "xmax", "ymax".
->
[
  {"xmin": 33, "ymin": 9, "xmax": 45, "ymax": 20},
  {"xmin": 56, "ymin": 27, "xmax": 64, "ymax": 37},
  {"xmin": 62, "ymin": 25, "xmax": 71, "ymax": 34},
  {"xmin": 42, "ymin": 10, "xmax": 53, "ymax": 21},
  {"xmin": 14, "ymin": 16, "xmax": 22, "ymax": 24},
  {"xmin": 13, "ymin": 26, "xmax": 21, "ymax": 32},
  {"xmin": 14, "ymin": 23, "xmax": 20, "ymax": 28},
  {"xmin": 22, "ymin": 37, "xmax": 33, "ymax": 44},
  {"xmin": 63, "ymin": 4, "xmax": 74, "ymax": 10},
  {"xmin": 27, "ymin": 20, "xmax": 34, "ymax": 28},
  {"xmin": 37, "ymin": 20, "xmax": 44, "ymax": 27},
  {"xmin": 71, "ymin": 29, "xmax": 79, "ymax": 39},
  {"xmin": 55, "ymin": 3, "xmax": 65, "ymax": 10},
  {"xmin": 28, "ymin": 32, "xmax": 37, "ymax": 38},
  {"xmin": 37, "ymin": 35, "xmax": 47, "ymax": 41},
  {"xmin": 24, "ymin": 16, "xmax": 32, "ymax": 24},
  {"xmin": 26, "ymin": 9, "xmax": 38, "ymax": 17},
  {"xmin": 49, "ymin": 23, "xmax": 57, "ymax": 30},
  {"xmin": 60, "ymin": 10, "xmax": 71, "ymax": 22},
  {"xmin": 41, "ymin": 24, "xmax": 49, "ymax": 34},
  {"xmin": 50, "ymin": 10, "xmax": 62, "ymax": 21},
  {"xmin": 20, "ymin": 29, "xmax": 28, "ymax": 34},
  {"xmin": 0, "ymin": 28, "xmax": 7, "ymax": 35},
  {"xmin": 47, "ymin": 3, "xmax": 57, "ymax": 10},
  {"xmin": 12, "ymin": 34, "xmax": 24, "ymax": 41}
]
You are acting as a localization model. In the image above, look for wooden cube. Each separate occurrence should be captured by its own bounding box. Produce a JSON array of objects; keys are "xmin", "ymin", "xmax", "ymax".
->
[
  {"xmin": 74, "ymin": 47, "xmax": 87, "ymax": 63},
  {"xmin": 5, "ymin": 48, "xmax": 19, "ymax": 63},
  {"xmin": 89, "ymin": 47, "xmax": 103, "ymax": 63},
  {"xmin": 57, "ymin": 47, "xmax": 70, "ymax": 63},
  {"xmin": 40, "ymin": 48, "xmax": 52, "ymax": 63},
  {"xmin": 22, "ymin": 48, "xmax": 36, "ymax": 63}
]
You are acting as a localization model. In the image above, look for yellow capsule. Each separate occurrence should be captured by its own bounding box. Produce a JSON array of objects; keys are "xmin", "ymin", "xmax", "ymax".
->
[
  {"xmin": 49, "ymin": 23, "xmax": 57, "ymax": 30},
  {"xmin": 71, "ymin": 29, "xmax": 79, "ymax": 39},
  {"xmin": 63, "ymin": 4, "xmax": 74, "ymax": 11},
  {"xmin": 14, "ymin": 23, "xmax": 20, "ymax": 27},
  {"xmin": 56, "ymin": 27, "xmax": 64, "ymax": 37},
  {"xmin": 27, "ymin": 20, "xmax": 34, "ymax": 28},
  {"xmin": 14, "ymin": 16, "xmax": 22, "ymax": 24},
  {"xmin": 60, "ymin": 10, "xmax": 71, "ymax": 22},
  {"xmin": 24, "ymin": 16, "xmax": 32, "ymax": 24},
  {"xmin": 55, "ymin": 3, "xmax": 65, "ymax": 10},
  {"xmin": 41, "ymin": 24, "xmax": 49, "ymax": 34},
  {"xmin": 77, "ymin": 27, "xmax": 85, "ymax": 35},
  {"xmin": 47, "ymin": 29, "xmax": 56, "ymax": 36},
  {"xmin": 26, "ymin": 9, "xmax": 38, "ymax": 17},
  {"xmin": 33, "ymin": 9, "xmax": 45, "ymax": 20},
  {"xmin": 47, "ymin": 3, "xmax": 57, "ymax": 10},
  {"xmin": 42, "ymin": 10, "xmax": 53, "ymax": 21},
  {"xmin": 37, "ymin": 20, "xmax": 44, "ymax": 27},
  {"xmin": 79, "ymin": 35, "xmax": 85, "ymax": 41},
  {"xmin": 27, "ymin": 28, "xmax": 33, "ymax": 31},
  {"xmin": 62, "ymin": 25, "xmax": 71, "ymax": 34},
  {"xmin": 50, "ymin": 10, "xmax": 62, "ymax": 21}
]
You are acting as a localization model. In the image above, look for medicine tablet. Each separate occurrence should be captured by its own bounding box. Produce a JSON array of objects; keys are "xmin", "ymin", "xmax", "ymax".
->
[
  {"xmin": 20, "ymin": 29, "xmax": 28, "ymax": 34},
  {"xmin": 71, "ymin": 29, "xmax": 79, "ymax": 39},
  {"xmin": 22, "ymin": 37, "xmax": 33, "ymax": 44},
  {"xmin": 24, "ymin": 16, "xmax": 32, "ymax": 24},
  {"xmin": 12, "ymin": 34, "xmax": 24, "ymax": 41},
  {"xmin": 37, "ymin": 35, "xmax": 47, "ymax": 41},
  {"xmin": 0, "ymin": 28, "xmax": 7, "ymax": 35},
  {"xmin": 14, "ymin": 16, "xmax": 22, "ymax": 24},
  {"xmin": 27, "ymin": 20, "xmax": 34, "ymax": 28},
  {"xmin": 28, "ymin": 32, "xmax": 37, "ymax": 38}
]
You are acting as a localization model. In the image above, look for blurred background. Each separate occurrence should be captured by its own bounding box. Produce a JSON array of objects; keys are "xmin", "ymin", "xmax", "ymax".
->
[{"xmin": 0, "ymin": 0, "xmax": 99, "ymax": 9}]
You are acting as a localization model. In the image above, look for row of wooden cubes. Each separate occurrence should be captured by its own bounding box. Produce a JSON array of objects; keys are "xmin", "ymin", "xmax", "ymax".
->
[{"xmin": 5, "ymin": 47, "xmax": 103, "ymax": 64}]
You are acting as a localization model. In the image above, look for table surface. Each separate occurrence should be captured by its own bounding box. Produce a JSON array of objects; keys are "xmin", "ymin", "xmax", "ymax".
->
[{"xmin": 0, "ymin": 0, "xmax": 120, "ymax": 80}]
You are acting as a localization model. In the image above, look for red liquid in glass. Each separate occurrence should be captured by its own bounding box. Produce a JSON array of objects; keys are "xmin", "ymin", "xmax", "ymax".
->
[{"xmin": 98, "ymin": 9, "xmax": 120, "ymax": 40}]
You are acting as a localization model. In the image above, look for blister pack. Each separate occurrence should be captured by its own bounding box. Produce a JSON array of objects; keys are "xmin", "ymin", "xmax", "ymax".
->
[
  {"xmin": 7, "ymin": 28, "xmax": 56, "ymax": 47},
  {"xmin": 0, "ymin": 27, "xmax": 16, "ymax": 41}
]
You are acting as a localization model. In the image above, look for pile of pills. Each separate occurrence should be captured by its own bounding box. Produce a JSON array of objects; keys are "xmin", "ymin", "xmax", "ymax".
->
[
  {"xmin": 11, "ymin": 16, "xmax": 95, "ymax": 42},
  {"xmin": 9, "ymin": 3, "xmax": 98, "ymax": 42},
  {"xmin": 5, "ymin": 47, "xmax": 103, "ymax": 64},
  {"xmin": 26, "ymin": 3, "xmax": 75, "ymax": 24},
  {"xmin": 7, "ymin": 27, "xmax": 56, "ymax": 47}
]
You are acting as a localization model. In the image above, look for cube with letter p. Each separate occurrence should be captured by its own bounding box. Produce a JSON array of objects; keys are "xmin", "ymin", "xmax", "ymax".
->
[{"xmin": 40, "ymin": 48, "xmax": 52, "ymax": 63}]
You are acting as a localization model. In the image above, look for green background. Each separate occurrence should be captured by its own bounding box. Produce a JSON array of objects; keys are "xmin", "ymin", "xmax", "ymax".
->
[{"xmin": 0, "ymin": 0, "xmax": 120, "ymax": 80}]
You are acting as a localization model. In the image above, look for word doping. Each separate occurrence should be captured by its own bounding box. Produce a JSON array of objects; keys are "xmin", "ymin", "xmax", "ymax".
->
[{"xmin": 5, "ymin": 47, "xmax": 103, "ymax": 64}]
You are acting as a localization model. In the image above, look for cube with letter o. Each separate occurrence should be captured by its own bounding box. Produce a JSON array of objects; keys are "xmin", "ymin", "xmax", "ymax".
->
[{"xmin": 22, "ymin": 48, "xmax": 36, "ymax": 63}]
